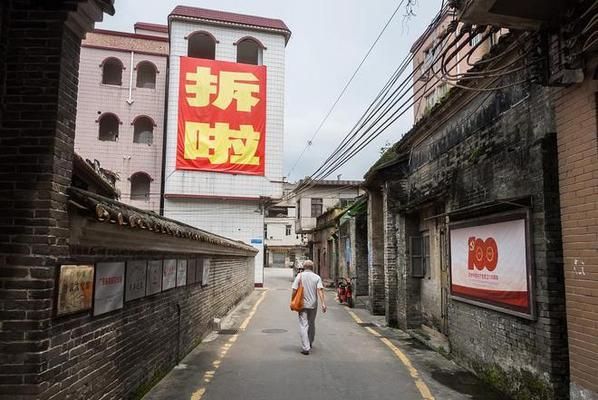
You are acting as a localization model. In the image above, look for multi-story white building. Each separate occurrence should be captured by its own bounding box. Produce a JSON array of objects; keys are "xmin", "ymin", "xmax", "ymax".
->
[
  {"xmin": 264, "ymin": 183, "xmax": 307, "ymax": 268},
  {"xmin": 162, "ymin": 6, "xmax": 291, "ymax": 286},
  {"xmin": 75, "ymin": 24, "xmax": 169, "ymax": 212},
  {"xmin": 294, "ymin": 180, "xmax": 363, "ymax": 234}
]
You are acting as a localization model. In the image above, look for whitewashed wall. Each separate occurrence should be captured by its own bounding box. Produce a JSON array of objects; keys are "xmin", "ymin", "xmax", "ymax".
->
[
  {"xmin": 163, "ymin": 19, "xmax": 288, "ymax": 285},
  {"xmin": 163, "ymin": 20, "xmax": 286, "ymax": 198}
]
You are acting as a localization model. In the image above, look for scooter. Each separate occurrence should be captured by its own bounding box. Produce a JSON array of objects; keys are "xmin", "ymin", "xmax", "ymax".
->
[{"xmin": 336, "ymin": 277, "xmax": 354, "ymax": 308}]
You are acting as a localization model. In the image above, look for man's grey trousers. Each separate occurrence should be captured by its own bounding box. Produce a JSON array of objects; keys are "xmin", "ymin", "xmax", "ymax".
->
[{"xmin": 298, "ymin": 308, "xmax": 318, "ymax": 352}]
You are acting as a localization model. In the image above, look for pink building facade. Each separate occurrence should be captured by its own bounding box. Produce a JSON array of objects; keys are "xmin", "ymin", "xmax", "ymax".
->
[
  {"xmin": 411, "ymin": 8, "xmax": 505, "ymax": 122},
  {"xmin": 75, "ymin": 25, "xmax": 169, "ymax": 212}
]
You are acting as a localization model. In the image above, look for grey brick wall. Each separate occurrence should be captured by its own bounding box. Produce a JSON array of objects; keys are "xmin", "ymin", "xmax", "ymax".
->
[
  {"xmin": 0, "ymin": 3, "xmax": 81, "ymax": 397},
  {"xmin": 392, "ymin": 75, "xmax": 569, "ymax": 399},
  {"xmin": 0, "ymin": 3, "xmax": 257, "ymax": 399},
  {"xmin": 367, "ymin": 189, "xmax": 385, "ymax": 315},
  {"xmin": 44, "ymin": 250, "xmax": 254, "ymax": 400},
  {"xmin": 382, "ymin": 187, "xmax": 398, "ymax": 327}
]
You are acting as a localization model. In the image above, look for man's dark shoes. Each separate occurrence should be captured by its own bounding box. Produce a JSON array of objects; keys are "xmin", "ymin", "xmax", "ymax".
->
[{"xmin": 301, "ymin": 350, "xmax": 309, "ymax": 355}]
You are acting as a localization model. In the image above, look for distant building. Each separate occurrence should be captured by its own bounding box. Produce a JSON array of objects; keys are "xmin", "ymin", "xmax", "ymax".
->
[
  {"xmin": 75, "ymin": 24, "xmax": 169, "ymax": 212},
  {"xmin": 162, "ymin": 6, "xmax": 291, "ymax": 287},
  {"xmin": 291, "ymin": 179, "xmax": 363, "ymax": 278},
  {"xmin": 411, "ymin": 7, "xmax": 505, "ymax": 122},
  {"xmin": 264, "ymin": 183, "xmax": 307, "ymax": 268},
  {"xmin": 293, "ymin": 179, "xmax": 363, "ymax": 234}
]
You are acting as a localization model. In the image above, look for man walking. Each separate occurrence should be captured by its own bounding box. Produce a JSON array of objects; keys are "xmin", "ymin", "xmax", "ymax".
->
[{"xmin": 291, "ymin": 260, "xmax": 326, "ymax": 355}]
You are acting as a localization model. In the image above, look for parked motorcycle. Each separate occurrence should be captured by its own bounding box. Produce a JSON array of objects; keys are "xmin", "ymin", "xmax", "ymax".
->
[{"xmin": 336, "ymin": 277, "xmax": 354, "ymax": 308}]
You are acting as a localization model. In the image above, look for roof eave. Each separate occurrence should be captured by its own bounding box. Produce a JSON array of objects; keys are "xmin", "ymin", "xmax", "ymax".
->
[{"xmin": 168, "ymin": 14, "xmax": 291, "ymax": 44}]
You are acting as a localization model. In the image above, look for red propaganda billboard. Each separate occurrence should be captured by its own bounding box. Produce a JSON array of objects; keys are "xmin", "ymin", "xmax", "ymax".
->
[
  {"xmin": 176, "ymin": 57, "xmax": 267, "ymax": 175},
  {"xmin": 449, "ymin": 212, "xmax": 534, "ymax": 317}
]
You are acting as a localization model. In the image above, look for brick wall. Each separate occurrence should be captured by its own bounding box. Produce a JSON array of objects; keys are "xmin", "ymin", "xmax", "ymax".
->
[
  {"xmin": 380, "ymin": 65, "xmax": 568, "ymax": 398},
  {"xmin": 43, "ymin": 249, "xmax": 254, "ymax": 400},
  {"xmin": 0, "ymin": 3, "xmax": 257, "ymax": 399},
  {"xmin": 382, "ymin": 186, "xmax": 398, "ymax": 327},
  {"xmin": 0, "ymin": 3, "xmax": 82, "ymax": 397},
  {"xmin": 553, "ymin": 58, "xmax": 598, "ymax": 400},
  {"xmin": 367, "ymin": 189, "xmax": 385, "ymax": 315}
]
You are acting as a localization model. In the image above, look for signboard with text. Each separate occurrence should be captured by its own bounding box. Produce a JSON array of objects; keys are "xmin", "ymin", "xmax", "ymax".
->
[
  {"xmin": 201, "ymin": 258, "xmax": 211, "ymax": 286},
  {"xmin": 94, "ymin": 262, "xmax": 125, "ymax": 316},
  {"xmin": 125, "ymin": 260, "xmax": 147, "ymax": 302},
  {"xmin": 57, "ymin": 264, "xmax": 94, "ymax": 316},
  {"xmin": 176, "ymin": 57, "xmax": 267, "ymax": 175},
  {"xmin": 450, "ymin": 213, "xmax": 533, "ymax": 316},
  {"xmin": 176, "ymin": 259, "xmax": 187, "ymax": 287},
  {"xmin": 162, "ymin": 259, "xmax": 177, "ymax": 291},
  {"xmin": 187, "ymin": 258, "xmax": 197, "ymax": 285},
  {"xmin": 146, "ymin": 260, "xmax": 162, "ymax": 295}
]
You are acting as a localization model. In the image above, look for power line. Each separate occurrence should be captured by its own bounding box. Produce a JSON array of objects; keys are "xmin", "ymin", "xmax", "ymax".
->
[
  {"xmin": 292, "ymin": 28, "xmax": 533, "ymax": 196},
  {"xmin": 286, "ymin": 0, "xmax": 408, "ymax": 180},
  {"xmin": 287, "ymin": 6, "xmax": 455, "ymax": 199}
]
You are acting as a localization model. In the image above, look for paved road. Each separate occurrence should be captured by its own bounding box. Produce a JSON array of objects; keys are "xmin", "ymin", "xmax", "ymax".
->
[{"xmin": 145, "ymin": 268, "xmax": 506, "ymax": 400}]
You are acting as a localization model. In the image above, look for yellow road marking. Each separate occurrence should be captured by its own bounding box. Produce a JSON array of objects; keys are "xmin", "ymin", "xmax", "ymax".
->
[
  {"xmin": 239, "ymin": 290, "xmax": 267, "ymax": 330},
  {"xmin": 345, "ymin": 309, "xmax": 435, "ymax": 400},
  {"xmin": 190, "ymin": 388, "xmax": 205, "ymax": 400},
  {"xmin": 365, "ymin": 326, "xmax": 381, "ymax": 337},
  {"xmin": 189, "ymin": 290, "xmax": 268, "ymax": 400},
  {"xmin": 346, "ymin": 310, "xmax": 363, "ymax": 324}
]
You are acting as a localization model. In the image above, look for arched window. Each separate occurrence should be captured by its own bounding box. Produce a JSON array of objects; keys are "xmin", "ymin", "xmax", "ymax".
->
[
  {"xmin": 101, "ymin": 58, "xmax": 124, "ymax": 85},
  {"xmin": 133, "ymin": 116, "xmax": 154, "ymax": 145},
  {"xmin": 130, "ymin": 172, "xmax": 152, "ymax": 201},
  {"xmin": 188, "ymin": 31, "xmax": 216, "ymax": 60},
  {"xmin": 98, "ymin": 113, "xmax": 120, "ymax": 141},
  {"xmin": 136, "ymin": 61, "xmax": 157, "ymax": 89},
  {"xmin": 236, "ymin": 37, "xmax": 263, "ymax": 65}
]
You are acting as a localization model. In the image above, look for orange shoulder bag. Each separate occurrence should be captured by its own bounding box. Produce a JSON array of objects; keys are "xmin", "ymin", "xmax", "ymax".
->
[{"xmin": 290, "ymin": 273, "xmax": 304, "ymax": 312}]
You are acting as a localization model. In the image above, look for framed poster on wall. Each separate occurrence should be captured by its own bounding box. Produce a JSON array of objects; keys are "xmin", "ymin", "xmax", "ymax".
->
[
  {"xmin": 162, "ymin": 259, "xmax": 177, "ymax": 291},
  {"xmin": 57, "ymin": 264, "xmax": 94, "ymax": 316},
  {"xmin": 201, "ymin": 258, "xmax": 211, "ymax": 286},
  {"xmin": 94, "ymin": 262, "xmax": 125, "ymax": 316},
  {"xmin": 146, "ymin": 260, "xmax": 162, "ymax": 296},
  {"xmin": 176, "ymin": 259, "xmax": 187, "ymax": 287},
  {"xmin": 125, "ymin": 260, "xmax": 147, "ymax": 302},
  {"xmin": 449, "ymin": 211, "xmax": 534, "ymax": 318},
  {"xmin": 187, "ymin": 258, "xmax": 197, "ymax": 285}
]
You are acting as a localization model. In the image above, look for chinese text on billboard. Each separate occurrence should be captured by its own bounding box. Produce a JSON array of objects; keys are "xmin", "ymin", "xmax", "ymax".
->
[{"xmin": 177, "ymin": 57, "xmax": 267, "ymax": 175}]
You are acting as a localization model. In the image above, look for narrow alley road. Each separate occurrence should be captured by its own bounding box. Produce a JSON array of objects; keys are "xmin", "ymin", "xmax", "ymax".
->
[{"xmin": 144, "ymin": 268, "xmax": 506, "ymax": 400}]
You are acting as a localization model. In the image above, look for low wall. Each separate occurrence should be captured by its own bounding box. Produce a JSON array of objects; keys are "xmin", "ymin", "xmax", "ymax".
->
[
  {"xmin": 35, "ymin": 193, "xmax": 257, "ymax": 400},
  {"xmin": 45, "ymin": 253, "xmax": 253, "ymax": 400}
]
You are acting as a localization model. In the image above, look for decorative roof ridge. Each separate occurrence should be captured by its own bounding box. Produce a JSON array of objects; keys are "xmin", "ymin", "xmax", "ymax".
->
[
  {"xmin": 73, "ymin": 153, "xmax": 119, "ymax": 199},
  {"xmin": 68, "ymin": 187, "xmax": 257, "ymax": 254}
]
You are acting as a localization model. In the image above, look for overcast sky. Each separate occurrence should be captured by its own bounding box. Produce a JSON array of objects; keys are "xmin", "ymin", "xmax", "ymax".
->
[{"xmin": 98, "ymin": 1, "xmax": 442, "ymax": 182}]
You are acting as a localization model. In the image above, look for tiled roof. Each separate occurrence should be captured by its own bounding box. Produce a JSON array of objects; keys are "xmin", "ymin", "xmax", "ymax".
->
[
  {"xmin": 68, "ymin": 187, "xmax": 257, "ymax": 254},
  {"xmin": 297, "ymin": 179, "xmax": 363, "ymax": 187},
  {"xmin": 72, "ymin": 153, "xmax": 119, "ymax": 199},
  {"xmin": 170, "ymin": 6, "xmax": 291, "ymax": 41},
  {"xmin": 134, "ymin": 22, "xmax": 169, "ymax": 33}
]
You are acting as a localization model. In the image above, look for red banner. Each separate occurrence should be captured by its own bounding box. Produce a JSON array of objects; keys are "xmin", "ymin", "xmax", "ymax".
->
[
  {"xmin": 450, "ymin": 216, "xmax": 532, "ymax": 315},
  {"xmin": 176, "ymin": 57, "xmax": 267, "ymax": 175}
]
